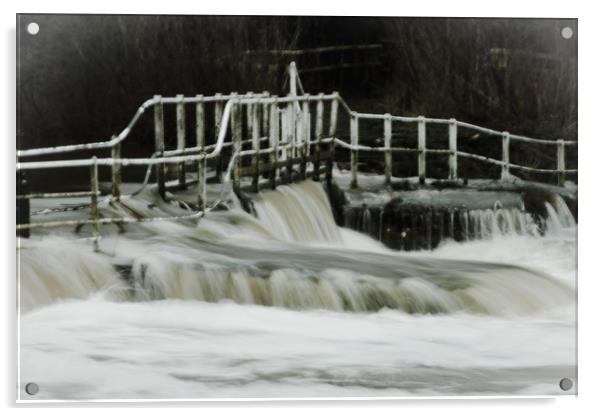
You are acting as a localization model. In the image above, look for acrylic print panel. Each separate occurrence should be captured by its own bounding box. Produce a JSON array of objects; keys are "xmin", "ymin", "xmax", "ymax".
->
[{"xmin": 16, "ymin": 14, "xmax": 577, "ymax": 401}]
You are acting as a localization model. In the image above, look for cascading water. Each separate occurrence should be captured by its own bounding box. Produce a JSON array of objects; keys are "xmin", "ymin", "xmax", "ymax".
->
[
  {"xmin": 545, "ymin": 194, "xmax": 577, "ymax": 235},
  {"xmin": 19, "ymin": 237, "xmax": 128, "ymax": 312},
  {"xmin": 344, "ymin": 204, "xmax": 542, "ymax": 250},
  {"xmin": 251, "ymin": 181, "xmax": 342, "ymax": 243},
  {"xmin": 18, "ymin": 179, "xmax": 577, "ymax": 398},
  {"xmin": 19, "ymin": 180, "xmax": 575, "ymax": 316},
  {"xmin": 343, "ymin": 193, "xmax": 574, "ymax": 251}
]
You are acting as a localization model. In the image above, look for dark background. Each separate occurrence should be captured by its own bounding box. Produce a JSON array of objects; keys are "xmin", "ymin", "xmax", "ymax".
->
[{"xmin": 17, "ymin": 15, "xmax": 577, "ymax": 189}]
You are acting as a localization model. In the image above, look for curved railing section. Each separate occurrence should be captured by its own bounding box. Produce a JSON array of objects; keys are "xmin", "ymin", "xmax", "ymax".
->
[{"xmin": 16, "ymin": 62, "xmax": 577, "ymax": 250}]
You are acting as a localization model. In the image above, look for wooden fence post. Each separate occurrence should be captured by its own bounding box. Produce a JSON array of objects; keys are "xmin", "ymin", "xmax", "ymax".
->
[
  {"xmin": 231, "ymin": 99, "xmax": 242, "ymax": 195},
  {"xmin": 557, "ymin": 139, "xmax": 565, "ymax": 186},
  {"xmin": 270, "ymin": 100, "xmax": 279, "ymax": 189},
  {"xmin": 90, "ymin": 156, "xmax": 100, "ymax": 252},
  {"xmin": 326, "ymin": 93, "xmax": 339, "ymax": 187},
  {"xmin": 501, "ymin": 131, "xmax": 510, "ymax": 181},
  {"xmin": 417, "ymin": 116, "xmax": 426, "ymax": 184},
  {"xmin": 384, "ymin": 114, "xmax": 392, "ymax": 186},
  {"xmin": 252, "ymin": 99, "xmax": 261, "ymax": 192},
  {"xmin": 196, "ymin": 95, "xmax": 206, "ymax": 210},
  {"xmin": 153, "ymin": 95, "xmax": 166, "ymax": 200},
  {"xmin": 314, "ymin": 94, "xmax": 324, "ymax": 181},
  {"xmin": 448, "ymin": 119, "xmax": 458, "ymax": 181},
  {"xmin": 176, "ymin": 94, "xmax": 186, "ymax": 190},
  {"xmin": 214, "ymin": 93, "xmax": 224, "ymax": 182},
  {"xmin": 111, "ymin": 138, "xmax": 121, "ymax": 199}
]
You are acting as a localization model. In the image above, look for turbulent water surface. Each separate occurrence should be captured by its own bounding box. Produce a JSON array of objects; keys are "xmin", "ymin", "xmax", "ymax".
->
[{"xmin": 18, "ymin": 180, "xmax": 577, "ymax": 400}]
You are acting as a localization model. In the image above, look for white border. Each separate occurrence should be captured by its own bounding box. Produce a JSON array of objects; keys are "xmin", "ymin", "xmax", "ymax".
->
[{"xmin": 3, "ymin": 0, "xmax": 601, "ymax": 414}]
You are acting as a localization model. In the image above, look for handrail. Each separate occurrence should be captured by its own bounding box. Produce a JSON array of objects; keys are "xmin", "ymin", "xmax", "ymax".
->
[
  {"xmin": 336, "ymin": 96, "xmax": 577, "ymax": 146},
  {"xmin": 17, "ymin": 93, "xmax": 337, "ymax": 158},
  {"xmin": 16, "ymin": 60, "xmax": 578, "ymax": 251},
  {"xmin": 17, "ymin": 90, "xmax": 577, "ymax": 177},
  {"xmin": 18, "ymin": 97, "xmax": 236, "ymax": 170}
]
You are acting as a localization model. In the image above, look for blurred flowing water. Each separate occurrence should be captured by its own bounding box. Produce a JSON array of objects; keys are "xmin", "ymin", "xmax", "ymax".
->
[{"xmin": 18, "ymin": 180, "xmax": 577, "ymax": 399}]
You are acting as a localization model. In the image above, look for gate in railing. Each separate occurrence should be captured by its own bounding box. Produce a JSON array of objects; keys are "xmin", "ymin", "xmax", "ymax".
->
[{"xmin": 16, "ymin": 61, "xmax": 577, "ymax": 250}]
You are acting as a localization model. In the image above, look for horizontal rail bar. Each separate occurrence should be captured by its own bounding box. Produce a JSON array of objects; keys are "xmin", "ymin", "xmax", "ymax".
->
[
  {"xmin": 17, "ymin": 191, "xmax": 99, "ymax": 199},
  {"xmin": 337, "ymin": 95, "xmax": 576, "ymax": 146},
  {"xmin": 17, "ymin": 210, "xmax": 205, "ymax": 230},
  {"xmin": 249, "ymin": 44, "xmax": 382, "ymax": 56},
  {"xmin": 456, "ymin": 151, "xmax": 577, "ymax": 173},
  {"xmin": 298, "ymin": 62, "xmax": 380, "ymax": 74},
  {"xmin": 20, "ymin": 133, "xmax": 574, "ymax": 177},
  {"xmin": 17, "ymin": 97, "xmax": 156, "ymax": 157}
]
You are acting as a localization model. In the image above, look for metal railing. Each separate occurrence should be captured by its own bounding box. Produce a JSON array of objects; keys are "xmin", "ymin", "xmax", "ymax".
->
[
  {"xmin": 16, "ymin": 61, "xmax": 577, "ymax": 250},
  {"xmin": 337, "ymin": 107, "xmax": 577, "ymax": 188}
]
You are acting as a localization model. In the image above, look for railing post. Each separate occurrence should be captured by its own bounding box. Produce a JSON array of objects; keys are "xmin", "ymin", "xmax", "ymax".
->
[
  {"xmin": 557, "ymin": 139, "xmax": 566, "ymax": 186},
  {"xmin": 16, "ymin": 171, "xmax": 30, "ymax": 238},
  {"xmin": 289, "ymin": 62, "xmax": 298, "ymax": 98},
  {"xmin": 300, "ymin": 96, "xmax": 310, "ymax": 180},
  {"xmin": 196, "ymin": 95, "xmax": 206, "ymax": 210},
  {"xmin": 269, "ymin": 100, "xmax": 279, "ymax": 189},
  {"xmin": 286, "ymin": 99, "xmax": 295, "ymax": 183},
  {"xmin": 246, "ymin": 92, "xmax": 254, "ymax": 130},
  {"xmin": 252, "ymin": 99, "xmax": 261, "ymax": 192},
  {"xmin": 110, "ymin": 138, "xmax": 121, "ymax": 199},
  {"xmin": 417, "ymin": 116, "xmax": 426, "ymax": 184},
  {"xmin": 384, "ymin": 114, "xmax": 392, "ymax": 186},
  {"xmin": 153, "ymin": 95, "xmax": 166, "ymax": 200},
  {"xmin": 313, "ymin": 94, "xmax": 324, "ymax": 181},
  {"xmin": 448, "ymin": 119, "xmax": 458, "ymax": 181},
  {"xmin": 214, "ymin": 93, "xmax": 224, "ymax": 182},
  {"xmin": 90, "ymin": 156, "xmax": 100, "ymax": 252},
  {"xmin": 280, "ymin": 107, "xmax": 287, "ymax": 183},
  {"xmin": 231, "ymin": 99, "xmax": 242, "ymax": 195},
  {"xmin": 501, "ymin": 131, "xmax": 510, "ymax": 181},
  {"xmin": 262, "ymin": 90, "xmax": 270, "ymax": 137},
  {"xmin": 326, "ymin": 93, "xmax": 339, "ymax": 187},
  {"xmin": 176, "ymin": 94, "xmax": 186, "ymax": 190},
  {"xmin": 350, "ymin": 112, "xmax": 359, "ymax": 189}
]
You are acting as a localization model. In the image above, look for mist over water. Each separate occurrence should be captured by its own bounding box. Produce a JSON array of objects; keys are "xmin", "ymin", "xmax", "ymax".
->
[{"xmin": 18, "ymin": 180, "xmax": 577, "ymax": 399}]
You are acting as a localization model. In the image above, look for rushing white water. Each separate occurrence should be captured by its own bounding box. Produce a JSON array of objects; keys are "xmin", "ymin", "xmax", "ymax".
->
[
  {"xmin": 18, "ymin": 238, "xmax": 128, "ymax": 313},
  {"xmin": 345, "ymin": 204, "xmax": 541, "ymax": 249},
  {"xmin": 545, "ymin": 194, "xmax": 577, "ymax": 235},
  {"xmin": 252, "ymin": 181, "xmax": 342, "ymax": 243},
  {"xmin": 18, "ymin": 180, "xmax": 577, "ymax": 399}
]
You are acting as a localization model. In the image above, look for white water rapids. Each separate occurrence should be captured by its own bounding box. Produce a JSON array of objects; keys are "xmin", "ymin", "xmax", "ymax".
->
[{"xmin": 18, "ymin": 180, "xmax": 577, "ymax": 399}]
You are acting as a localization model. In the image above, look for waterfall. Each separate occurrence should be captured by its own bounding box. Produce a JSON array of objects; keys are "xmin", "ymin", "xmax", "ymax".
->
[
  {"xmin": 19, "ymin": 238, "xmax": 128, "ymax": 312},
  {"xmin": 344, "ymin": 197, "xmax": 573, "ymax": 251},
  {"xmin": 18, "ymin": 180, "xmax": 575, "ymax": 317},
  {"xmin": 545, "ymin": 194, "xmax": 576, "ymax": 235},
  {"xmin": 251, "ymin": 181, "xmax": 342, "ymax": 243},
  {"xmin": 128, "ymin": 249, "xmax": 572, "ymax": 316}
]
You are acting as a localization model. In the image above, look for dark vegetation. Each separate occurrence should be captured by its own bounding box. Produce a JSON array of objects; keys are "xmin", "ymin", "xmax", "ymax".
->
[{"xmin": 17, "ymin": 15, "xmax": 577, "ymax": 190}]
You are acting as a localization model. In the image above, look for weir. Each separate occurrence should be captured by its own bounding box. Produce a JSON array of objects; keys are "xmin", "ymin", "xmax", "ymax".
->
[
  {"xmin": 19, "ymin": 180, "xmax": 575, "ymax": 316},
  {"xmin": 16, "ymin": 61, "xmax": 577, "ymax": 253}
]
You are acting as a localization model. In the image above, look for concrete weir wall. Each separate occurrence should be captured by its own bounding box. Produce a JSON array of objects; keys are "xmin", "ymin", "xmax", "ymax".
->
[{"xmin": 326, "ymin": 178, "xmax": 577, "ymax": 251}]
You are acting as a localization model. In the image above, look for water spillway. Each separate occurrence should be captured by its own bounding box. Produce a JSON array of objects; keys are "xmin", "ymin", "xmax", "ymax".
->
[
  {"xmin": 334, "ymin": 178, "xmax": 576, "ymax": 251},
  {"xmin": 18, "ymin": 178, "xmax": 577, "ymax": 399},
  {"xmin": 19, "ymin": 180, "xmax": 575, "ymax": 317}
]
